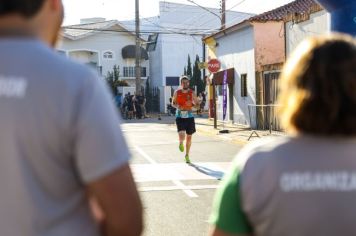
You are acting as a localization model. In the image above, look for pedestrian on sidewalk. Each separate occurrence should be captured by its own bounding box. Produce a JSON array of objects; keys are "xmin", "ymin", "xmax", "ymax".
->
[
  {"xmin": 196, "ymin": 93, "xmax": 203, "ymax": 117},
  {"xmin": 209, "ymin": 33, "xmax": 356, "ymax": 236},
  {"xmin": 172, "ymin": 75, "xmax": 201, "ymax": 163},
  {"xmin": 201, "ymin": 91, "xmax": 206, "ymax": 112},
  {"xmin": 0, "ymin": 1, "xmax": 143, "ymax": 236}
]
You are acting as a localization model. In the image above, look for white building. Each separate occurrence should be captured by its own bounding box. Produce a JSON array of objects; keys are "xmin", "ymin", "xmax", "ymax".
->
[
  {"xmin": 123, "ymin": 2, "xmax": 254, "ymax": 112},
  {"xmin": 58, "ymin": 18, "xmax": 149, "ymax": 88},
  {"xmin": 205, "ymin": 23, "xmax": 256, "ymax": 125},
  {"xmin": 203, "ymin": 0, "xmax": 329, "ymax": 129},
  {"xmin": 286, "ymin": 9, "xmax": 331, "ymax": 56}
]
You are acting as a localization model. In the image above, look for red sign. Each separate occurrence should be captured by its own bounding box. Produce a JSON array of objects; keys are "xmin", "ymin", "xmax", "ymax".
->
[{"xmin": 207, "ymin": 59, "xmax": 221, "ymax": 73}]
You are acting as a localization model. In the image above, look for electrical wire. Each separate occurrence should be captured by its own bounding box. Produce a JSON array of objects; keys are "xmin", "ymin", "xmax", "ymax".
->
[{"xmin": 62, "ymin": 26, "xmax": 212, "ymax": 36}]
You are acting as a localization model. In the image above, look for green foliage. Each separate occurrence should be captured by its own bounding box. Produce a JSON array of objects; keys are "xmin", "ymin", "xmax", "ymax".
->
[
  {"xmin": 186, "ymin": 55, "xmax": 192, "ymax": 78},
  {"xmin": 191, "ymin": 55, "xmax": 205, "ymax": 94},
  {"xmin": 105, "ymin": 65, "xmax": 128, "ymax": 95}
]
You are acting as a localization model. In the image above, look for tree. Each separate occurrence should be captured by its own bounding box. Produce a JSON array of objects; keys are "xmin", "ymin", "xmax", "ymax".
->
[
  {"xmin": 186, "ymin": 55, "xmax": 192, "ymax": 79},
  {"xmin": 184, "ymin": 66, "xmax": 187, "ymax": 75},
  {"xmin": 192, "ymin": 55, "xmax": 205, "ymax": 94},
  {"xmin": 105, "ymin": 65, "xmax": 128, "ymax": 95}
]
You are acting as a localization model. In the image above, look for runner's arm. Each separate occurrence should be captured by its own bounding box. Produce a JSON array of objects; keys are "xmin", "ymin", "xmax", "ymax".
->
[
  {"xmin": 88, "ymin": 164, "xmax": 143, "ymax": 236},
  {"xmin": 192, "ymin": 92, "xmax": 201, "ymax": 108},
  {"xmin": 171, "ymin": 91, "xmax": 179, "ymax": 109}
]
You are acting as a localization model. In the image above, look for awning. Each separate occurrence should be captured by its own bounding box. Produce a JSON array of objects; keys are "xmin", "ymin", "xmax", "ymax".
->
[
  {"xmin": 212, "ymin": 68, "xmax": 235, "ymax": 85},
  {"xmin": 121, "ymin": 45, "xmax": 149, "ymax": 60}
]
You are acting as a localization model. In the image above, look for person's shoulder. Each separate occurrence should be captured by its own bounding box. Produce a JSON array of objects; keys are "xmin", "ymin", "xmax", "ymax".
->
[
  {"xmin": 54, "ymin": 54, "xmax": 96, "ymax": 81},
  {"xmin": 20, "ymin": 42, "xmax": 100, "ymax": 94},
  {"xmin": 234, "ymin": 136, "xmax": 291, "ymax": 169}
]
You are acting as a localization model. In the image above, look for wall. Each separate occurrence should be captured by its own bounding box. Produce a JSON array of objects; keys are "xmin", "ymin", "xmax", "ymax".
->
[
  {"xmin": 149, "ymin": 34, "xmax": 163, "ymax": 88},
  {"xmin": 215, "ymin": 26, "xmax": 256, "ymax": 125},
  {"xmin": 253, "ymin": 21, "xmax": 286, "ymax": 72},
  {"xmin": 286, "ymin": 10, "xmax": 330, "ymax": 56}
]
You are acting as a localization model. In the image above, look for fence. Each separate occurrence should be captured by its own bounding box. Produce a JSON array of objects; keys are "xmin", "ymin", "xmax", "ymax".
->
[
  {"xmin": 145, "ymin": 87, "xmax": 160, "ymax": 113},
  {"xmin": 248, "ymin": 104, "xmax": 284, "ymax": 135}
]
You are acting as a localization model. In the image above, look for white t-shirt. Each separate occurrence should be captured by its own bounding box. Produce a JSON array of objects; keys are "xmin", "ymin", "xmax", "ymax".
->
[{"xmin": 0, "ymin": 39, "xmax": 130, "ymax": 236}]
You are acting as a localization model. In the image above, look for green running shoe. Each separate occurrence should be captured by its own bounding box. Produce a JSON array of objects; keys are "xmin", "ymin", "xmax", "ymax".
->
[
  {"xmin": 179, "ymin": 143, "xmax": 184, "ymax": 152},
  {"xmin": 185, "ymin": 155, "xmax": 191, "ymax": 164}
]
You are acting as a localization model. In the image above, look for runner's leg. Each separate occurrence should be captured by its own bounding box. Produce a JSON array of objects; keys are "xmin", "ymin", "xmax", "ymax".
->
[
  {"xmin": 186, "ymin": 135, "xmax": 192, "ymax": 156},
  {"xmin": 179, "ymin": 131, "xmax": 185, "ymax": 152}
]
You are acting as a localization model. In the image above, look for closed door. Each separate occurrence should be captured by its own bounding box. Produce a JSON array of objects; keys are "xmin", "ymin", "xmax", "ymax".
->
[{"xmin": 263, "ymin": 72, "xmax": 281, "ymax": 131}]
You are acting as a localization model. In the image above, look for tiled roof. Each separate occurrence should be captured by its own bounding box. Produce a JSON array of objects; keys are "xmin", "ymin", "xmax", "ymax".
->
[{"xmin": 249, "ymin": 0, "xmax": 323, "ymax": 22}]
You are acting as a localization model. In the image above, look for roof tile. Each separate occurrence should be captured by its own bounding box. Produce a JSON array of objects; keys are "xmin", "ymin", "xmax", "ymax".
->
[{"xmin": 249, "ymin": 0, "xmax": 323, "ymax": 22}]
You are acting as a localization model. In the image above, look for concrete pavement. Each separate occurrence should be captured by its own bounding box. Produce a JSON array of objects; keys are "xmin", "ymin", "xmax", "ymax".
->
[{"xmin": 132, "ymin": 113, "xmax": 286, "ymax": 145}]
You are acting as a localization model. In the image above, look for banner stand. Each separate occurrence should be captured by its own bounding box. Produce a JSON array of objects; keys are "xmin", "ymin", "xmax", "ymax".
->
[
  {"xmin": 219, "ymin": 70, "xmax": 229, "ymax": 134},
  {"xmin": 219, "ymin": 123, "xmax": 229, "ymax": 133}
]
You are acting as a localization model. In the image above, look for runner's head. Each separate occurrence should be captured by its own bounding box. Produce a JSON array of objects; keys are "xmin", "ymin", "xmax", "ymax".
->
[{"xmin": 180, "ymin": 75, "xmax": 190, "ymax": 90}]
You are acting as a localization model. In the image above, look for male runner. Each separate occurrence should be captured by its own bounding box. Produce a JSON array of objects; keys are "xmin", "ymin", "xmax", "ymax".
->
[{"xmin": 172, "ymin": 76, "xmax": 200, "ymax": 163}]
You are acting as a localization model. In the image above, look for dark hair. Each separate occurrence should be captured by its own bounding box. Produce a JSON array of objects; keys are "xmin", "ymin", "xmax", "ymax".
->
[
  {"xmin": 279, "ymin": 34, "xmax": 356, "ymax": 136},
  {"xmin": 0, "ymin": 0, "xmax": 45, "ymax": 18}
]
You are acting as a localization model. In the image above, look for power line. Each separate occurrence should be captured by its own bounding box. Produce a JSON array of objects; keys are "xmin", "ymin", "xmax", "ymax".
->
[
  {"xmin": 62, "ymin": 26, "xmax": 214, "ymax": 36},
  {"xmin": 227, "ymin": 0, "xmax": 247, "ymax": 11}
]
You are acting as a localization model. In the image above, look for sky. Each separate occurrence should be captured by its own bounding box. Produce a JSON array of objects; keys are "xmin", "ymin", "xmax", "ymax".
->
[{"xmin": 62, "ymin": 0, "xmax": 295, "ymax": 26}]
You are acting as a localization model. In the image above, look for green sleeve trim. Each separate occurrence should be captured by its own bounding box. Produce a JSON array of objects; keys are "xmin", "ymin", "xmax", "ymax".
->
[{"xmin": 210, "ymin": 163, "xmax": 253, "ymax": 234}]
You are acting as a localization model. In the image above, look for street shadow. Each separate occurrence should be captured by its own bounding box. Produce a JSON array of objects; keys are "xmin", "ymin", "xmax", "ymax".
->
[{"xmin": 188, "ymin": 163, "xmax": 224, "ymax": 180}]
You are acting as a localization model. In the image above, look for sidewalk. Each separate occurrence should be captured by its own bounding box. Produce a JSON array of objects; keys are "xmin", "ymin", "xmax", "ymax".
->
[
  {"xmin": 194, "ymin": 116, "xmax": 285, "ymax": 145},
  {"xmin": 141, "ymin": 113, "xmax": 286, "ymax": 145}
]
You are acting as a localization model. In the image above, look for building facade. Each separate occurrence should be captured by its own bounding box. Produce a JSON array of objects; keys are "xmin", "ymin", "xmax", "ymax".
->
[{"xmin": 58, "ymin": 18, "xmax": 149, "ymax": 88}]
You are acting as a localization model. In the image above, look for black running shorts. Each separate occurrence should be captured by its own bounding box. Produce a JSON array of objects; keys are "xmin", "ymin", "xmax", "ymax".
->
[{"xmin": 176, "ymin": 117, "xmax": 196, "ymax": 135}]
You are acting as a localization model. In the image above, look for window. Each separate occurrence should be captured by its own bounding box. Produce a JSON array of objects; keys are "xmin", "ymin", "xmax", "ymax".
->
[
  {"xmin": 123, "ymin": 66, "xmax": 147, "ymax": 77},
  {"xmin": 123, "ymin": 67, "xmax": 134, "ymax": 77},
  {"xmin": 103, "ymin": 51, "xmax": 114, "ymax": 59},
  {"xmin": 241, "ymin": 74, "xmax": 248, "ymax": 97},
  {"xmin": 141, "ymin": 67, "xmax": 147, "ymax": 77}
]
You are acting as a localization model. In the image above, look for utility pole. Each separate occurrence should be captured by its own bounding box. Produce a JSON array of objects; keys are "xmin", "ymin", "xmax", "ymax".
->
[
  {"xmin": 213, "ymin": 0, "xmax": 226, "ymax": 129},
  {"xmin": 220, "ymin": 0, "xmax": 226, "ymax": 30},
  {"xmin": 135, "ymin": 0, "xmax": 141, "ymax": 95}
]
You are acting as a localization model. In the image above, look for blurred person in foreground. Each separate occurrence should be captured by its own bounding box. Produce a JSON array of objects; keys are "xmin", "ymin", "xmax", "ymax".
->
[
  {"xmin": 0, "ymin": 0, "xmax": 143, "ymax": 236},
  {"xmin": 209, "ymin": 33, "xmax": 356, "ymax": 236}
]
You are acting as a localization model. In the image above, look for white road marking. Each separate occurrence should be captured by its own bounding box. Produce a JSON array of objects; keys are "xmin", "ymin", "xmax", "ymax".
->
[
  {"xmin": 134, "ymin": 145, "xmax": 156, "ymax": 164},
  {"xmin": 172, "ymin": 180, "xmax": 198, "ymax": 198},
  {"xmin": 131, "ymin": 162, "xmax": 230, "ymax": 182},
  {"xmin": 131, "ymin": 145, "xmax": 229, "ymax": 198}
]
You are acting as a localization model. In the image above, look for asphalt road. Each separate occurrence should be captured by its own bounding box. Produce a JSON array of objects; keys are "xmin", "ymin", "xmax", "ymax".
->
[{"xmin": 122, "ymin": 117, "xmax": 243, "ymax": 236}]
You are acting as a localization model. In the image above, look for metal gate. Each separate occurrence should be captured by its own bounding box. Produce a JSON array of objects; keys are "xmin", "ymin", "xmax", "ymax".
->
[
  {"xmin": 145, "ymin": 86, "xmax": 160, "ymax": 112},
  {"xmin": 262, "ymin": 71, "xmax": 282, "ymax": 131}
]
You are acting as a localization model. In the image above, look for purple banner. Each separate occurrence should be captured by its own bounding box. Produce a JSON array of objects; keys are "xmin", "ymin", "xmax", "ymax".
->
[{"xmin": 222, "ymin": 70, "xmax": 227, "ymax": 120}]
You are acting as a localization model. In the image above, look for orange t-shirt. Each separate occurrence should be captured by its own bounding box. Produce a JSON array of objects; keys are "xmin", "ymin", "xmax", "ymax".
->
[{"xmin": 176, "ymin": 89, "xmax": 193, "ymax": 110}]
